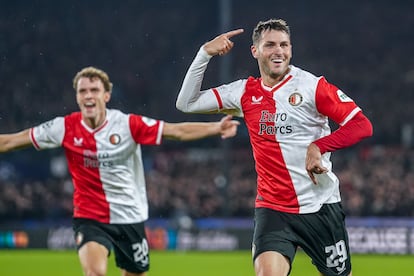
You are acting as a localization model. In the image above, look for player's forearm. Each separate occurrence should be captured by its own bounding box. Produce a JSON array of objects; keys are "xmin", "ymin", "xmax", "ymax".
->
[
  {"xmin": 173, "ymin": 122, "xmax": 222, "ymax": 141},
  {"xmin": 176, "ymin": 47, "xmax": 212, "ymax": 112},
  {"xmin": 313, "ymin": 112, "xmax": 373, "ymax": 154},
  {"xmin": 0, "ymin": 136, "xmax": 13, "ymax": 152},
  {"xmin": 0, "ymin": 129, "xmax": 32, "ymax": 152}
]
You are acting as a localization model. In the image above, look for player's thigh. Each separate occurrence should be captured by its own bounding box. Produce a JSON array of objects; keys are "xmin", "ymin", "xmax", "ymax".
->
[
  {"xmin": 254, "ymin": 251, "xmax": 290, "ymax": 276},
  {"xmin": 252, "ymin": 208, "xmax": 297, "ymax": 275},
  {"xmin": 73, "ymin": 219, "xmax": 113, "ymax": 275},
  {"xmin": 252, "ymin": 208, "xmax": 297, "ymax": 260},
  {"xmin": 113, "ymin": 222, "xmax": 150, "ymax": 274},
  {"xmin": 78, "ymin": 241, "xmax": 109, "ymax": 275},
  {"xmin": 73, "ymin": 218, "xmax": 113, "ymax": 252},
  {"xmin": 295, "ymin": 203, "xmax": 352, "ymax": 276}
]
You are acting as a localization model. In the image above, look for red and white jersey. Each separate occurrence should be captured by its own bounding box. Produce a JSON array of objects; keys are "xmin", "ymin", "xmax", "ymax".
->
[
  {"xmin": 30, "ymin": 109, "xmax": 164, "ymax": 224},
  {"xmin": 177, "ymin": 49, "xmax": 361, "ymax": 214}
]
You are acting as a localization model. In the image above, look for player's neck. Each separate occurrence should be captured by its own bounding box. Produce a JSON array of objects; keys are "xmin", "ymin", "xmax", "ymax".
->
[
  {"xmin": 262, "ymin": 67, "xmax": 291, "ymax": 88},
  {"xmin": 83, "ymin": 112, "xmax": 107, "ymax": 130},
  {"xmin": 262, "ymin": 68, "xmax": 291, "ymax": 88}
]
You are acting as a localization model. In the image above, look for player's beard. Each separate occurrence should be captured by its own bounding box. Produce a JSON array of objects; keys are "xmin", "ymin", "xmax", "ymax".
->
[{"xmin": 260, "ymin": 59, "xmax": 289, "ymax": 82}]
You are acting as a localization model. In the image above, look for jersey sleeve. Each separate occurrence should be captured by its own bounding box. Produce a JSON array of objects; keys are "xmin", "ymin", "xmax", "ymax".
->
[
  {"xmin": 30, "ymin": 117, "xmax": 65, "ymax": 150},
  {"xmin": 213, "ymin": 79, "xmax": 247, "ymax": 116},
  {"xmin": 176, "ymin": 46, "xmax": 246, "ymax": 116},
  {"xmin": 315, "ymin": 77, "xmax": 361, "ymax": 125},
  {"xmin": 313, "ymin": 111, "xmax": 373, "ymax": 154},
  {"xmin": 129, "ymin": 114, "xmax": 164, "ymax": 145}
]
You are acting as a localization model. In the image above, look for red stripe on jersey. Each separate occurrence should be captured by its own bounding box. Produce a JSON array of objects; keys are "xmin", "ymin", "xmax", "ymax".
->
[
  {"xmin": 29, "ymin": 128, "xmax": 40, "ymax": 149},
  {"xmin": 63, "ymin": 113, "xmax": 110, "ymax": 223},
  {"xmin": 212, "ymin": 88, "xmax": 223, "ymax": 109},
  {"xmin": 270, "ymin": 75, "xmax": 293, "ymax": 93},
  {"xmin": 92, "ymin": 119, "xmax": 108, "ymax": 133},
  {"xmin": 254, "ymin": 143, "xmax": 300, "ymax": 213},
  {"xmin": 242, "ymin": 77, "xmax": 299, "ymax": 213}
]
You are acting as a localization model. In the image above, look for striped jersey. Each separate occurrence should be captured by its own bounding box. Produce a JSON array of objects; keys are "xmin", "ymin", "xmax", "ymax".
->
[
  {"xmin": 177, "ymin": 49, "xmax": 361, "ymax": 214},
  {"xmin": 30, "ymin": 109, "xmax": 164, "ymax": 224}
]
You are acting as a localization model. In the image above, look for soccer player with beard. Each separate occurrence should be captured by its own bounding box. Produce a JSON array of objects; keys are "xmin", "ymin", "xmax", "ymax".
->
[
  {"xmin": 0, "ymin": 66, "xmax": 239, "ymax": 276},
  {"xmin": 176, "ymin": 19, "xmax": 373, "ymax": 276}
]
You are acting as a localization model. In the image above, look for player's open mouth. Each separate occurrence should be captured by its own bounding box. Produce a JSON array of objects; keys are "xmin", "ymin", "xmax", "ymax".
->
[
  {"xmin": 84, "ymin": 103, "xmax": 96, "ymax": 111},
  {"xmin": 271, "ymin": 58, "xmax": 283, "ymax": 63}
]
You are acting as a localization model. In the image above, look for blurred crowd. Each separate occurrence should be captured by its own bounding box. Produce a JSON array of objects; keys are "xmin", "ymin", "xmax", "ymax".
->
[
  {"xmin": 1, "ymin": 145, "xmax": 414, "ymax": 220},
  {"xmin": 0, "ymin": 0, "xmax": 413, "ymax": 221}
]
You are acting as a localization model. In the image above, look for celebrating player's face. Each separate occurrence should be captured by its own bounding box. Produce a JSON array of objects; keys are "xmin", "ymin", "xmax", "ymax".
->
[
  {"xmin": 76, "ymin": 77, "xmax": 110, "ymax": 128},
  {"xmin": 251, "ymin": 30, "xmax": 292, "ymax": 85}
]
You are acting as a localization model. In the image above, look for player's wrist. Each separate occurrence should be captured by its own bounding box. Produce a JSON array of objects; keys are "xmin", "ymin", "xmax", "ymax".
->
[
  {"xmin": 312, "ymin": 141, "xmax": 325, "ymax": 154},
  {"xmin": 200, "ymin": 46, "xmax": 214, "ymax": 59}
]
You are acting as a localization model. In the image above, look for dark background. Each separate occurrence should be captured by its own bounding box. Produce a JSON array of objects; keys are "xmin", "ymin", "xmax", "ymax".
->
[{"xmin": 1, "ymin": 0, "xmax": 412, "ymax": 145}]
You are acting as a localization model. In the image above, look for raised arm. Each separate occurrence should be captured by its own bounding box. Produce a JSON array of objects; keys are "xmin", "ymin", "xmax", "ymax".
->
[
  {"xmin": 162, "ymin": 115, "xmax": 239, "ymax": 141},
  {"xmin": 0, "ymin": 129, "xmax": 33, "ymax": 153},
  {"xmin": 176, "ymin": 29, "xmax": 244, "ymax": 114}
]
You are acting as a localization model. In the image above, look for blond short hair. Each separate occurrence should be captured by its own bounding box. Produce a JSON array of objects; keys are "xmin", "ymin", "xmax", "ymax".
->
[{"xmin": 72, "ymin": 66, "xmax": 113, "ymax": 93}]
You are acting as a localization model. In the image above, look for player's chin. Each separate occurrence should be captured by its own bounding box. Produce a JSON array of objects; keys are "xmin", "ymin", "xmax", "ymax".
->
[
  {"xmin": 81, "ymin": 109, "xmax": 96, "ymax": 119},
  {"xmin": 272, "ymin": 63, "xmax": 288, "ymax": 72},
  {"xmin": 267, "ymin": 65, "xmax": 285, "ymax": 75}
]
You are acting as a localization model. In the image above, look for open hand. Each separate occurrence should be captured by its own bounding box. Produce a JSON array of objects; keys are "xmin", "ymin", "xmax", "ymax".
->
[{"xmin": 219, "ymin": 115, "xmax": 240, "ymax": 139}]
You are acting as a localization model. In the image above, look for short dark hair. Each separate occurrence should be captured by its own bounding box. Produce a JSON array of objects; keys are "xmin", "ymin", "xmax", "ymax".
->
[{"xmin": 252, "ymin": 19, "xmax": 290, "ymax": 45}]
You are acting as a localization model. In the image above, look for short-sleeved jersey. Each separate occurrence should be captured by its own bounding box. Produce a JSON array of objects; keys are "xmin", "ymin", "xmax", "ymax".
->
[
  {"xmin": 30, "ymin": 109, "xmax": 164, "ymax": 224},
  {"xmin": 179, "ymin": 56, "xmax": 361, "ymax": 213}
]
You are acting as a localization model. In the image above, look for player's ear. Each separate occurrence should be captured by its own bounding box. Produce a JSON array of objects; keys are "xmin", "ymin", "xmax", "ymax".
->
[
  {"xmin": 104, "ymin": 91, "xmax": 111, "ymax": 103},
  {"xmin": 251, "ymin": 45, "xmax": 258, "ymax": 59},
  {"xmin": 76, "ymin": 92, "xmax": 81, "ymax": 105}
]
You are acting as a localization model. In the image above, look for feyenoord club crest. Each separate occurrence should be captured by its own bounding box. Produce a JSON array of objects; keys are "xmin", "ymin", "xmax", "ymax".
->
[
  {"xmin": 288, "ymin": 92, "xmax": 303, "ymax": 106},
  {"xmin": 109, "ymin": 134, "xmax": 121, "ymax": 145}
]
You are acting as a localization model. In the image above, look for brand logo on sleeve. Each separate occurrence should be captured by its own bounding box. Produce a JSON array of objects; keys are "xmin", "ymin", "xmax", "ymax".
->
[
  {"xmin": 142, "ymin": 116, "xmax": 157, "ymax": 127},
  {"xmin": 337, "ymin": 90, "xmax": 353, "ymax": 102}
]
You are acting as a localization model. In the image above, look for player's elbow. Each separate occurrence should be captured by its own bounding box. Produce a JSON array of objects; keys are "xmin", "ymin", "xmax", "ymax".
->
[
  {"xmin": 357, "ymin": 115, "xmax": 374, "ymax": 141},
  {"xmin": 175, "ymin": 100, "xmax": 187, "ymax": 112},
  {"xmin": 364, "ymin": 120, "xmax": 374, "ymax": 138},
  {"xmin": 176, "ymin": 100, "xmax": 199, "ymax": 113}
]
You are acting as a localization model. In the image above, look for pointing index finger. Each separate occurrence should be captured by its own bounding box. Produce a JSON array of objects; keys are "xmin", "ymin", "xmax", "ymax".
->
[{"xmin": 224, "ymin": 28, "xmax": 244, "ymax": 39}]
